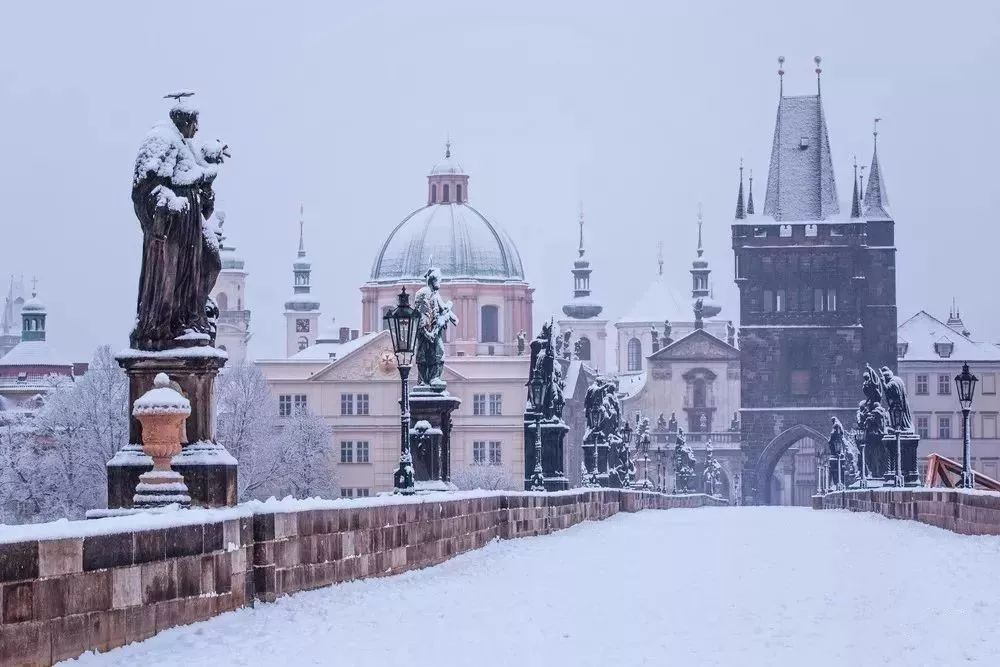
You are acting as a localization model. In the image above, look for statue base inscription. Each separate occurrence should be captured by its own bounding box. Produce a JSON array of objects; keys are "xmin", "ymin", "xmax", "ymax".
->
[{"xmin": 106, "ymin": 349, "xmax": 237, "ymax": 509}]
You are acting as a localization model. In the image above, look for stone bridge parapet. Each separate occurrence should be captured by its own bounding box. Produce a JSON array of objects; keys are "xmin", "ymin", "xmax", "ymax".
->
[{"xmin": 813, "ymin": 488, "xmax": 1000, "ymax": 536}]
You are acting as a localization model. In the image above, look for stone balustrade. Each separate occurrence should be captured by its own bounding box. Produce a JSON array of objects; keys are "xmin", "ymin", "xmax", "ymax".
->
[
  {"xmin": 0, "ymin": 490, "xmax": 725, "ymax": 666},
  {"xmin": 813, "ymin": 488, "xmax": 1000, "ymax": 536}
]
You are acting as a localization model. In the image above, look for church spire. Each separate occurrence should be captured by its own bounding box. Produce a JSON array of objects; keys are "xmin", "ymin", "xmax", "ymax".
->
[
  {"xmin": 696, "ymin": 203, "xmax": 704, "ymax": 258},
  {"xmin": 657, "ymin": 241, "xmax": 664, "ymax": 276},
  {"xmin": 862, "ymin": 118, "xmax": 891, "ymax": 220},
  {"xmin": 561, "ymin": 203, "xmax": 602, "ymax": 320},
  {"xmin": 297, "ymin": 204, "xmax": 306, "ymax": 258},
  {"xmin": 850, "ymin": 156, "xmax": 861, "ymax": 219},
  {"xmin": 747, "ymin": 169, "xmax": 755, "ymax": 215},
  {"xmin": 735, "ymin": 160, "xmax": 746, "ymax": 219},
  {"xmin": 577, "ymin": 201, "xmax": 585, "ymax": 258}
]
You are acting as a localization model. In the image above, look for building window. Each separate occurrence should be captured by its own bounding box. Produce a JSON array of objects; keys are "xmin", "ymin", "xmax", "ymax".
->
[
  {"xmin": 627, "ymin": 338, "xmax": 642, "ymax": 371},
  {"xmin": 805, "ymin": 224, "xmax": 817, "ymax": 237},
  {"xmin": 481, "ymin": 305, "xmax": 499, "ymax": 343},
  {"xmin": 473, "ymin": 394, "xmax": 486, "ymax": 416},
  {"xmin": 982, "ymin": 414, "xmax": 997, "ymax": 439},
  {"xmin": 356, "ymin": 441, "xmax": 370, "ymax": 463},
  {"xmin": 915, "ymin": 374, "xmax": 929, "ymax": 396},
  {"xmin": 938, "ymin": 415, "xmax": 952, "ymax": 439},
  {"xmin": 456, "ymin": 184, "xmax": 463, "ymax": 203},
  {"xmin": 826, "ymin": 289, "xmax": 837, "ymax": 312},
  {"xmin": 340, "ymin": 488, "xmax": 354, "ymax": 498},
  {"xmin": 296, "ymin": 318, "xmax": 310, "ymax": 333},
  {"xmin": 216, "ymin": 292, "xmax": 229, "ymax": 311},
  {"xmin": 813, "ymin": 288, "xmax": 837, "ymax": 312},
  {"xmin": 293, "ymin": 395, "xmax": 307, "ymax": 415},
  {"xmin": 356, "ymin": 488, "xmax": 370, "ymax": 498},
  {"xmin": 775, "ymin": 289, "xmax": 786, "ymax": 313},
  {"xmin": 763, "ymin": 290, "xmax": 774, "ymax": 313},
  {"xmin": 983, "ymin": 374, "xmax": 997, "ymax": 395},
  {"xmin": 341, "ymin": 393, "xmax": 354, "ymax": 415},
  {"xmin": 340, "ymin": 441, "xmax": 353, "ymax": 463},
  {"xmin": 915, "ymin": 415, "xmax": 930, "ymax": 439},
  {"xmin": 779, "ymin": 225, "xmax": 792, "ymax": 237},
  {"xmin": 489, "ymin": 393, "xmax": 502, "ymax": 416},
  {"xmin": 577, "ymin": 336, "xmax": 591, "ymax": 361},
  {"xmin": 356, "ymin": 394, "xmax": 370, "ymax": 415},
  {"xmin": 443, "ymin": 183, "xmax": 450, "ymax": 203},
  {"xmin": 937, "ymin": 374, "xmax": 951, "ymax": 395},
  {"xmin": 278, "ymin": 394, "xmax": 292, "ymax": 417},
  {"xmin": 489, "ymin": 441, "xmax": 502, "ymax": 465},
  {"xmin": 297, "ymin": 336, "xmax": 309, "ymax": 351},
  {"xmin": 431, "ymin": 184, "xmax": 437, "ymax": 203},
  {"xmin": 473, "ymin": 441, "xmax": 486, "ymax": 465}
]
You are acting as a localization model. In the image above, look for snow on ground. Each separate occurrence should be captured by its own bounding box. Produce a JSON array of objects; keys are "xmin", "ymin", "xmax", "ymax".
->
[{"xmin": 67, "ymin": 507, "xmax": 1000, "ymax": 666}]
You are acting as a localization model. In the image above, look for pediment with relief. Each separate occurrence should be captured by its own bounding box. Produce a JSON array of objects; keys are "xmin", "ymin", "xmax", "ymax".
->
[{"xmin": 649, "ymin": 329, "xmax": 739, "ymax": 362}]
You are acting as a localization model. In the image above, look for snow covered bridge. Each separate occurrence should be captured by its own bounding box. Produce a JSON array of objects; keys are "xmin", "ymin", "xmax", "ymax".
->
[{"xmin": 69, "ymin": 507, "xmax": 1000, "ymax": 666}]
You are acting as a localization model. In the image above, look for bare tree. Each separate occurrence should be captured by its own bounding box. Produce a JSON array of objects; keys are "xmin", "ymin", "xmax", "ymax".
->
[
  {"xmin": 216, "ymin": 361, "xmax": 283, "ymax": 501},
  {"xmin": 274, "ymin": 408, "xmax": 337, "ymax": 499},
  {"xmin": 452, "ymin": 466, "xmax": 520, "ymax": 491}
]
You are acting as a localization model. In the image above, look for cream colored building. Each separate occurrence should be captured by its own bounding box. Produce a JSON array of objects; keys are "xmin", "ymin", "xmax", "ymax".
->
[{"xmin": 897, "ymin": 309, "xmax": 1000, "ymax": 480}]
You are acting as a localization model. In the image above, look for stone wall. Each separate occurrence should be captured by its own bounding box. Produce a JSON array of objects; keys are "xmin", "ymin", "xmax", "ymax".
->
[
  {"xmin": 813, "ymin": 488, "xmax": 1000, "ymax": 536},
  {"xmin": 0, "ymin": 490, "xmax": 725, "ymax": 666}
]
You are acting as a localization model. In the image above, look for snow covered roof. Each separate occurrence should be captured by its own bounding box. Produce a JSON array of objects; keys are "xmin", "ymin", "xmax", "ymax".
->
[
  {"xmin": 289, "ymin": 331, "xmax": 380, "ymax": 361},
  {"xmin": 617, "ymin": 372, "xmax": 647, "ymax": 399},
  {"xmin": 762, "ymin": 94, "xmax": 839, "ymax": 222},
  {"xmin": 897, "ymin": 311, "xmax": 1000, "ymax": 363},
  {"xmin": 0, "ymin": 341, "xmax": 73, "ymax": 368},
  {"xmin": 429, "ymin": 153, "xmax": 465, "ymax": 176},
  {"xmin": 369, "ymin": 203, "xmax": 525, "ymax": 284},
  {"xmin": 863, "ymin": 148, "xmax": 891, "ymax": 221},
  {"xmin": 21, "ymin": 296, "xmax": 45, "ymax": 313},
  {"xmin": 618, "ymin": 272, "xmax": 691, "ymax": 324}
]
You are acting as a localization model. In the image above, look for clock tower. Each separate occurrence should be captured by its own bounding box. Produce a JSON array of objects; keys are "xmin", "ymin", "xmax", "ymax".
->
[{"xmin": 285, "ymin": 206, "xmax": 321, "ymax": 356}]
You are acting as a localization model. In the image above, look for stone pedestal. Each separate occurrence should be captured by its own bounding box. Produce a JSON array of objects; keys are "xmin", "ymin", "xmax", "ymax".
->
[
  {"xmin": 523, "ymin": 412, "xmax": 571, "ymax": 491},
  {"xmin": 107, "ymin": 349, "xmax": 237, "ymax": 508},
  {"xmin": 582, "ymin": 435, "xmax": 611, "ymax": 487},
  {"xmin": 881, "ymin": 432, "xmax": 920, "ymax": 487},
  {"xmin": 408, "ymin": 385, "xmax": 461, "ymax": 486}
]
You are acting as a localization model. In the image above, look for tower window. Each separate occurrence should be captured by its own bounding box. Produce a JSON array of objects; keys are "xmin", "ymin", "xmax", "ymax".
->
[
  {"xmin": 627, "ymin": 338, "xmax": 642, "ymax": 372},
  {"xmin": 431, "ymin": 184, "xmax": 437, "ymax": 203},
  {"xmin": 443, "ymin": 184, "xmax": 450, "ymax": 203},
  {"xmin": 481, "ymin": 305, "xmax": 499, "ymax": 343},
  {"xmin": 577, "ymin": 336, "xmax": 591, "ymax": 361},
  {"xmin": 216, "ymin": 292, "xmax": 229, "ymax": 311},
  {"xmin": 456, "ymin": 184, "xmax": 463, "ymax": 203},
  {"xmin": 297, "ymin": 336, "xmax": 309, "ymax": 351}
]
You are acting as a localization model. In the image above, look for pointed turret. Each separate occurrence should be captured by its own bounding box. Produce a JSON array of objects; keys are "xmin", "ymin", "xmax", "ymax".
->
[
  {"xmin": 862, "ymin": 118, "xmax": 891, "ymax": 221},
  {"xmin": 946, "ymin": 298, "xmax": 971, "ymax": 338},
  {"xmin": 691, "ymin": 205, "xmax": 721, "ymax": 318},
  {"xmin": 285, "ymin": 205, "xmax": 321, "ymax": 356},
  {"xmin": 763, "ymin": 57, "xmax": 839, "ymax": 221},
  {"xmin": 562, "ymin": 204, "xmax": 602, "ymax": 319},
  {"xmin": 735, "ymin": 162, "xmax": 746, "ymax": 219},
  {"xmin": 850, "ymin": 157, "xmax": 861, "ymax": 219},
  {"xmin": 746, "ymin": 170, "xmax": 755, "ymax": 215}
]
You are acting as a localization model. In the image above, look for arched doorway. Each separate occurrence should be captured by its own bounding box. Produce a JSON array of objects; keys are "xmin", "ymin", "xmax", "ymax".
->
[{"xmin": 754, "ymin": 424, "xmax": 827, "ymax": 505}]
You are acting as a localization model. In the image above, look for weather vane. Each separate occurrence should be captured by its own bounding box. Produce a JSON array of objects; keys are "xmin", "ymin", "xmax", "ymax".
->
[{"xmin": 163, "ymin": 91, "xmax": 195, "ymax": 103}]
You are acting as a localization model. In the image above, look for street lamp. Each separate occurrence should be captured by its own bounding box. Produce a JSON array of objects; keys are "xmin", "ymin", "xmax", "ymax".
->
[
  {"xmin": 528, "ymin": 366, "xmax": 546, "ymax": 492},
  {"xmin": 853, "ymin": 427, "xmax": 868, "ymax": 489},
  {"xmin": 955, "ymin": 362, "xmax": 978, "ymax": 489},
  {"xmin": 621, "ymin": 418, "xmax": 633, "ymax": 489},
  {"xmin": 384, "ymin": 287, "xmax": 421, "ymax": 494}
]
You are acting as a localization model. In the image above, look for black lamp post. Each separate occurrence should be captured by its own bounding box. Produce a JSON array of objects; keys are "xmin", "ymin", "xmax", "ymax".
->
[
  {"xmin": 528, "ymin": 367, "xmax": 546, "ymax": 492},
  {"xmin": 621, "ymin": 419, "xmax": 633, "ymax": 489},
  {"xmin": 955, "ymin": 362, "xmax": 978, "ymax": 489},
  {"xmin": 384, "ymin": 287, "xmax": 421, "ymax": 495},
  {"xmin": 853, "ymin": 427, "xmax": 868, "ymax": 489}
]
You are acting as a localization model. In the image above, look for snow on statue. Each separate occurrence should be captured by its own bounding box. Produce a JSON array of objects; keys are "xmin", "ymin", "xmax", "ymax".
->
[
  {"xmin": 130, "ymin": 92, "xmax": 230, "ymax": 351},
  {"xmin": 414, "ymin": 266, "xmax": 457, "ymax": 388}
]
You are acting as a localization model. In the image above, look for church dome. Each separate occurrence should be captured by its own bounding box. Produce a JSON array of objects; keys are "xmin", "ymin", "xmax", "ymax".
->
[
  {"xmin": 370, "ymin": 204, "xmax": 525, "ymax": 283},
  {"xmin": 21, "ymin": 296, "xmax": 45, "ymax": 313},
  {"xmin": 369, "ymin": 146, "xmax": 525, "ymax": 284}
]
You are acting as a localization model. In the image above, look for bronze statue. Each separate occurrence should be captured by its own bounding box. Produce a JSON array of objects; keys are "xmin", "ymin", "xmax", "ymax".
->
[
  {"xmin": 130, "ymin": 92, "xmax": 229, "ymax": 351},
  {"xmin": 516, "ymin": 330, "xmax": 526, "ymax": 356},
  {"xmin": 879, "ymin": 365, "xmax": 913, "ymax": 433},
  {"xmin": 526, "ymin": 322, "xmax": 565, "ymax": 421},
  {"xmin": 414, "ymin": 267, "xmax": 457, "ymax": 388},
  {"xmin": 856, "ymin": 364, "xmax": 890, "ymax": 477}
]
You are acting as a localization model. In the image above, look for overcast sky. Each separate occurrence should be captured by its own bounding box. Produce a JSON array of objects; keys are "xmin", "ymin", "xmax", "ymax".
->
[{"xmin": 1, "ymin": 1, "xmax": 998, "ymax": 361}]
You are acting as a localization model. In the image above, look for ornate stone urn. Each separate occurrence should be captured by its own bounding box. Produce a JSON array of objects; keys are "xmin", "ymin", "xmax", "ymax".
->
[{"xmin": 132, "ymin": 372, "xmax": 192, "ymax": 508}]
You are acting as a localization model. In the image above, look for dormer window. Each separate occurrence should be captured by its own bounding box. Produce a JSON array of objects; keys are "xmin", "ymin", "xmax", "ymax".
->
[
  {"xmin": 753, "ymin": 227, "xmax": 767, "ymax": 238},
  {"xmin": 934, "ymin": 341, "xmax": 954, "ymax": 358},
  {"xmin": 896, "ymin": 342, "xmax": 908, "ymax": 358},
  {"xmin": 799, "ymin": 137, "xmax": 810, "ymax": 149},
  {"xmin": 779, "ymin": 225, "xmax": 792, "ymax": 238},
  {"xmin": 805, "ymin": 224, "xmax": 818, "ymax": 237}
]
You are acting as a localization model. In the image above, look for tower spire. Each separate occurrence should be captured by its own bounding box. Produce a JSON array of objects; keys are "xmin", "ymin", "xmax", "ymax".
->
[
  {"xmin": 297, "ymin": 204, "xmax": 306, "ymax": 258},
  {"xmin": 696, "ymin": 203, "xmax": 704, "ymax": 258},
  {"xmin": 445, "ymin": 136, "xmax": 451, "ymax": 159},
  {"xmin": 577, "ymin": 201, "xmax": 585, "ymax": 258},
  {"xmin": 850, "ymin": 156, "xmax": 861, "ymax": 218},
  {"xmin": 746, "ymin": 169, "xmax": 755, "ymax": 215},
  {"xmin": 862, "ymin": 118, "xmax": 891, "ymax": 220},
  {"xmin": 735, "ymin": 159, "xmax": 746, "ymax": 219},
  {"xmin": 777, "ymin": 56, "xmax": 785, "ymax": 97},
  {"xmin": 657, "ymin": 241, "xmax": 664, "ymax": 277},
  {"xmin": 814, "ymin": 56, "xmax": 822, "ymax": 96}
]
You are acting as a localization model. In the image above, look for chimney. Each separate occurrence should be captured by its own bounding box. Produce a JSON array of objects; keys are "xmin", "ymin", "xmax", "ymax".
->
[
  {"xmin": 351, "ymin": 329, "xmax": 359, "ymax": 340},
  {"xmin": 339, "ymin": 327, "xmax": 350, "ymax": 343}
]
